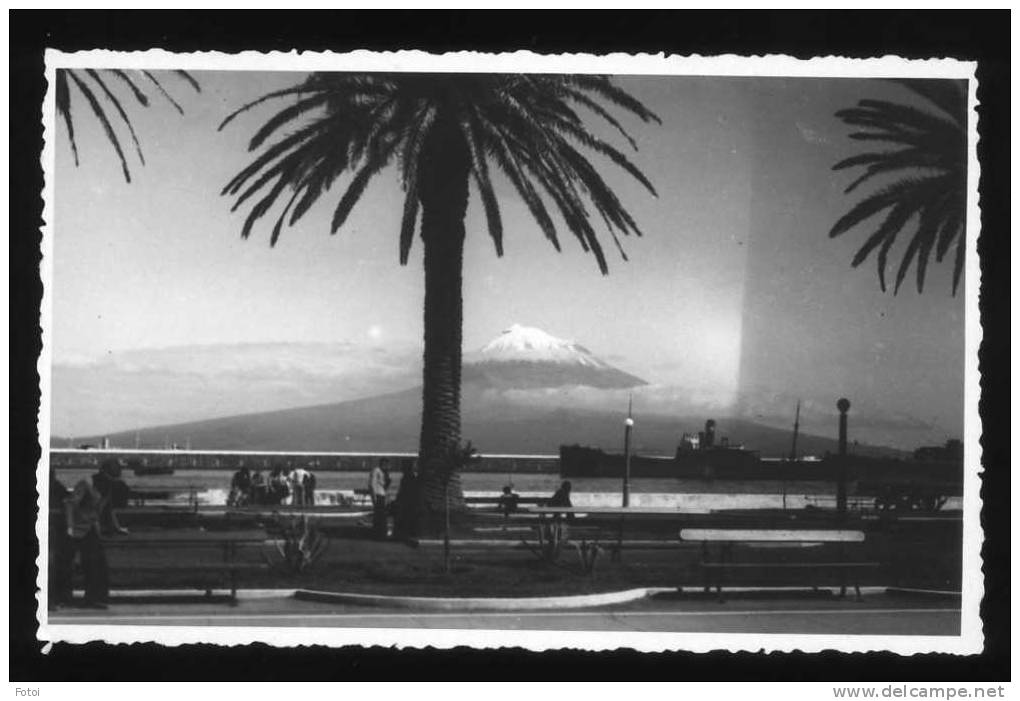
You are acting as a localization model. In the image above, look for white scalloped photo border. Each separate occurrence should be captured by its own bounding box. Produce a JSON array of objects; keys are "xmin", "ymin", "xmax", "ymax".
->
[{"xmin": 35, "ymin": 49, "xmax": 982, "ymax": 655}]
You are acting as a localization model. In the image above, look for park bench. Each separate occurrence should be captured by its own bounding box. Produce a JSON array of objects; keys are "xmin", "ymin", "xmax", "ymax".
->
[
  {"xmin": 101, "ymin": 528, "xmax": 268, "ymax": 601},
  {"xmin": 678, "ymin": 528, "xmax": 879, "ymax": 602},
  {"xmin": 465, "ymin": 495, "xmax": 547, "ymax": 507},
  {"xmin": 526, "ymin": 506, "xmax": 684, "ymax": 571}
]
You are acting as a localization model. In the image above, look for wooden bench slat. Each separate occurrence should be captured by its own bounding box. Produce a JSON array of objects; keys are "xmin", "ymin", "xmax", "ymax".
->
[
  {"xmin": 121, "ymin": 564, "xmax": 268, "ymax": 572},
  {"xmin": 700, "ymin": 562, "xmax": 879, "ymax": 569},
  {"xmin": 102, "ymin": 530, "xmax": 267, "ymax": 546},
  {"xmin": 680, "ymin": 528, "xmax": 865, "ymax": 542}
]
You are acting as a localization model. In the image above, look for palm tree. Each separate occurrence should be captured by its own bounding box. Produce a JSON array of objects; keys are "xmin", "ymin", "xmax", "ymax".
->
[
  {"xmin": 829, "ymin": 79, "xmax": 967, "ymax": 295},
  {"xmin": 220, "ymin": 72, "xmax": 659, "ymax": 521},
  {"xmin": 55, "ymin": 68, "xmax": 200, "ymax": 182}
]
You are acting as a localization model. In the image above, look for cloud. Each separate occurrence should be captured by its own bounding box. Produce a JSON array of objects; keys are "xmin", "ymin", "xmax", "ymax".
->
[{"xmin": 50, "ymin": 341, "xmax": 422, "ymax": 437}]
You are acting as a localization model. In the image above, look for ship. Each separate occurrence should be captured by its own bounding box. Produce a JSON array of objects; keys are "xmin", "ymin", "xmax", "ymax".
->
[
  {"xmin": 560, "ymin": 419, "xmax": 760, "ymax": 480},
  {"xmin": 559, "ymin": 417, "xmax": 963, "ymax": 507},
  {"xmin": 132, "ymin": 465, "xmax": 175, "ymax": 477},
  {"xmin": 128, "ymin": 458, "xmax": 175, "ymax": 476}
]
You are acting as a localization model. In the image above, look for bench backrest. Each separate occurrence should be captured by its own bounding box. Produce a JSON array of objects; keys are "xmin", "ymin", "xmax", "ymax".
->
[
  {"xmin": 104, "ymin": 529, "xmax": 268, "ymax": 545},
  {"xmin": 679, "ymin": 528, "xmax": 865, "ymax": 543}
]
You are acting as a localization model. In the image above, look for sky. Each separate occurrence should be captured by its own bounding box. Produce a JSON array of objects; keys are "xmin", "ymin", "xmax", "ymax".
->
[{"xmin": 48, "ymin": 70, "xmax": 967, "ymax": 447}]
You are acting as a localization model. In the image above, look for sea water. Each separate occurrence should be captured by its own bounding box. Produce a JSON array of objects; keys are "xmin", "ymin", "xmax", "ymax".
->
[{"xmin": 50, "ymin": 468, "xmax": 961, "ymax": 513}]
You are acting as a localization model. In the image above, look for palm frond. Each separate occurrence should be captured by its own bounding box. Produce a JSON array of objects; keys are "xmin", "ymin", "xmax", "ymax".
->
[
  {"xmin": 483, "ymin": 128, "xmax": 561, "ymax": 251},
  {"xmin": 67, "ymin": 70, "xmax": 132, "ymax": 182},
  {"xmin": 331, "ymin": 140, "xmax": 398, "ymax": 234},
  {"xmin": 86, "ymin": 69, "xmax": 145, "ymax": 165},
  {"xmin": 841, "ymin": 148, "xmax": 944, "ymax": 194},
  {"xmin": 934, "ymin": 210, "xmax": 963, "ymax": 263},
  {"xmin": 109, "ymin": 70, "xmax": 149, "ymax": 106},
  {"xmin": 563, "ymin": 89, "xmax": 639, "ymax": 150},
  {"xmin": 398, "ymin": 184, "xmax": 420, "ymax": 265},
  {"xmin": 222, "ymin": 72, "xmax": 657, "ymax": 273},
  {"xmin": 891, "ymin": 79, "xmax": 967, "ymax": 124},
  {"xmin": 175, "ymin": 70, "xmax": 201, "ymax": 93},
  {"xmin": 55, "ymin": 71, "xmax": 79, "ymax": 166},
  {"xmin": 830, "ymin": 177, "xmax": 924, "ymax": 239},
  {"xmin": 219, "ymin": 84, "xmax": 325, "ymax": 131},
  {"xmin": 142, "ymin": 70, "xmax": 184, "ymax": 114},
  {"xmin": 223, "ymin": 120, "xmax": 335, "ymax": 197},
  {"xmin": 831, "ymin": 79, "xmax": 966, "ymax": 295},
  {"xmin": 247, "ymin": 93, "xmax": 333, "ymax": 150},
  {"xmin": 900, "ymin": 198, "xmax": 944, "ymax": 294},
  {"xmin": 240, "ymin": 170, "xmax": 296, "ymax": 242},
  {"xmin": 951, "ymin": 225, "xmax": 965, "ymax": 293},
  {"xmin": 56, "ymin": 68, "xmax": 197, "ymax": 182},
  {"xmin": 463, "ymin": 117, "xmax": 504, "ymax": 257},
  {"xmin": 562, "ymin": 75, "xmax": 662, "ymax": 125},
  {"xmin": 855, "ymin": 99, "xmax": 959, "ymax": 135}
]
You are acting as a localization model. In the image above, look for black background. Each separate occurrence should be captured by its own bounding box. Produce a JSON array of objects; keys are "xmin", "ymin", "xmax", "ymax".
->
[{"xmin": 10, "ymin": 10, "xmax": 1010, "ymax": 681}]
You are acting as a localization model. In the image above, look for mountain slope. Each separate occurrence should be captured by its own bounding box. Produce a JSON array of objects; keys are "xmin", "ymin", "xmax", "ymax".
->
[{"xmin": 62, "ymin": 384, "xmax": 900, "ymax": 458}]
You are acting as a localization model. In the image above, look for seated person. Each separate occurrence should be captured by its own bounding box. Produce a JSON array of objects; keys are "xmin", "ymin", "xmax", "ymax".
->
[
  {"xmin": 547, "ymin": 480, "xmax": 573, "ymax": 507},
  {"xmin": 546, "ymin": 480, "xmax": 574, "ymax": 520},
  {"xmin": 498, "ymin": 484, "xmax": 520, "ymax": 516}
]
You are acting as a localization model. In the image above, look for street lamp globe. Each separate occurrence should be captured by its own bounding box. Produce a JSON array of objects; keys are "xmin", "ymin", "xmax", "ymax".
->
[{"xmin": 624, "ymin": 417, "xmax": 635, "ymax": 428}]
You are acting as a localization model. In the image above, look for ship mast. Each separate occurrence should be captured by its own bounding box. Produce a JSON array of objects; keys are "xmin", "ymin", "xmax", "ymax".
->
[{"xmin": 789, "ymin": 399, "xmax": 801, "ymax": 461}]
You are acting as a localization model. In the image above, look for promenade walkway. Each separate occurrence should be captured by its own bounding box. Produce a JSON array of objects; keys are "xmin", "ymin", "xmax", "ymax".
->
[{"xmin": 48, "ymin": 591, "xmax": 959, "ymax": 636}]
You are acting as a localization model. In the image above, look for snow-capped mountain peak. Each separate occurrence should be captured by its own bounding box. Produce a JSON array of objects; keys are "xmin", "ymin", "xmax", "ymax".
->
[
  {"xmin": 474, "ymin": 324, "xmax": 607, "ymax": 368},
  {"xmin": 464, "ymin": 324, "xmax": 646, "ymax": 390}
]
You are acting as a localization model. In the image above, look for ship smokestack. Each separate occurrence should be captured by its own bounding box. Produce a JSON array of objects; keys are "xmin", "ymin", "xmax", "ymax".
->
[{"xmin": 704, "ymin": 419, "xmax": 716, "ymax": 448}]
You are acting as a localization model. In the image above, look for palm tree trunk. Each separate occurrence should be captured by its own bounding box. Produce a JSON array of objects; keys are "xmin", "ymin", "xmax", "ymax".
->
[{"xmin": 416, "ymin": 116, "xmax": 471, "ymax": 521}]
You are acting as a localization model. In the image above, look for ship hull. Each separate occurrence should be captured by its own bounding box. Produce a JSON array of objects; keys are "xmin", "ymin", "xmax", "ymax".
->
[{"xmin": 558, "ymin": 445, "xmax": 963, "ymax": 495}]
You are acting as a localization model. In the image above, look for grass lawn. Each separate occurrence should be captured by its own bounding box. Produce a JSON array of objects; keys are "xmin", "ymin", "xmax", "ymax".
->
[{"xmin": 86, "ymin": 511, "xmax": 963, "ymax": 598}]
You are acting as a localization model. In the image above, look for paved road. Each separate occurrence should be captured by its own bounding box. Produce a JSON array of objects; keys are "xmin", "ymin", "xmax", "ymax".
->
[{"xmin": 48, "ymin": 593, "xmax": 960, "ymax": 636}]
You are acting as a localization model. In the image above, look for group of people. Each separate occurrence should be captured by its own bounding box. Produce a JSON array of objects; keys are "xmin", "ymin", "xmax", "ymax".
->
[
  {"xmin": 48, "ymin": 459, "xmax": 131, "ymax": 610},
  {"xmin": 366, "ymin": 459, "xmax": 575, "ymax": 539},
  {"xmin": 227, "ymin": 465, "xmax": 317, "ymax": 507}
]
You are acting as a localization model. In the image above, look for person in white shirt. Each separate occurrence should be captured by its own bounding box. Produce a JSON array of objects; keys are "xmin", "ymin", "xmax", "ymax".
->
[
  {"xmin": 369, "ymin": 458, "xmax": 391, "ymax": 538},
  {"xmin": 291, "ymin": 466, "xmax": 309, "ymax": 506}
]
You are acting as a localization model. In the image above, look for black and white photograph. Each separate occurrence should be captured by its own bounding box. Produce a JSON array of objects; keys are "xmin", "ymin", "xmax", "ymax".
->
[{"xmin": 32, "ymin": 48, "xmax": 984, "ymax": 656}]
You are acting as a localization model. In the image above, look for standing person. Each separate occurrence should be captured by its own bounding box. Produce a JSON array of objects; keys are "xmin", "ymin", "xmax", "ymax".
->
[
  {"xmin": 394, "ymin": 459, "xmax": 421, "ymax": 540},
  {"xmin": 92, "ymin": 459, "xmax": 129, "ymax": 535},
  {"xmin": 303, "ymin": 470, "xmax": 317, "ymax": 507},
  {"xmin": 290, "ymin": 465, "xmax": 309, "ymax": 507},
  {"xmin": 62, "ymin": 477, "xmax": 111, "ymax": 609},
  {"xmin": 48, "ymin": 474, "xmax": 71, "ymax": 609},
  {"xmin": 250, "ymin": 470, "xmax": 266, "ymax": 506},
  {"xmin": 281, "ymin": 468, "xmax": 295, "ymax": 506},
  {"xmin": 229, "ymin": 466, "xmax": 252, "ymax": 507},
  {"xmin": 369, "ymin": 458, "xmax": 391, "ymax": 538},
  {"xmin": 269, "ymin": 466, "xmax": 289, "ymax": 506}
]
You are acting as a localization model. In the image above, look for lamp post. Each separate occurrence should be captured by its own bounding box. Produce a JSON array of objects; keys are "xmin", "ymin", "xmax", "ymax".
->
[
  {"xmin": 622, "ymin": 411, "xmax": 634, "ymax": 508},
  {"xmin": 836, "ymin": 397, "xmax": 850, "ymax": 518}
]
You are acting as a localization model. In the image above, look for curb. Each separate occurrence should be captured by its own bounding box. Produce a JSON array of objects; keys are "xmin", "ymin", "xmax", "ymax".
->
[
  {"xmin": 74, "ymin": 588, "xmax": 297, "ymax": 600},
  {"xmin": 294, "ymin": 587, "xmax": 656, "ymax": 611},
  {"xmin": 885, "ymin": 587, "xmax": 962, "ymax": 600}
]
